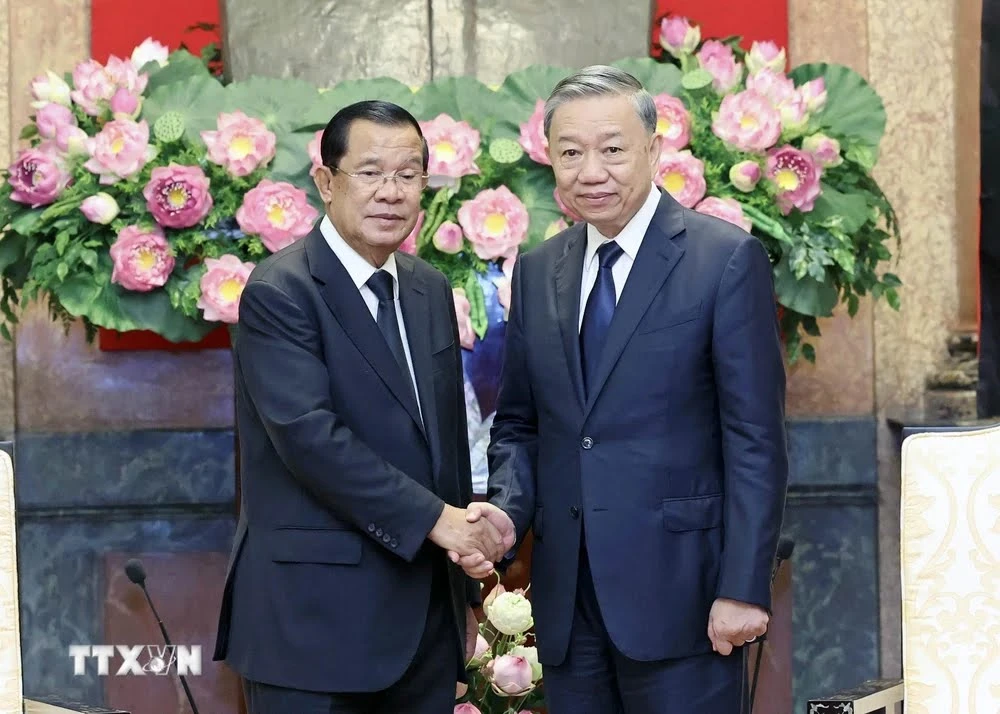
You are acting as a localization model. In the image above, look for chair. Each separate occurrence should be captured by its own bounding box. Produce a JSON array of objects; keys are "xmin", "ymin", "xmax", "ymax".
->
[
  {"xmin": 0, "ymin": 448, "xmax": 129, "ymax": 714},
  {"xmin": 807, "ymin": 423, "xmax": 1000, "ymax": 713}
]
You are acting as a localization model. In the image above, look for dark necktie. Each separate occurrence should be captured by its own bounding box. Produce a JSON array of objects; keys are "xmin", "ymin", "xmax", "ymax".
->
[
  {"xmin": 580, "ymin": 241, "xmax": 624, "ymax": 396},
  {"xmin": 366, "ymin": 270, "xmax": 417, "ymax": 405}
]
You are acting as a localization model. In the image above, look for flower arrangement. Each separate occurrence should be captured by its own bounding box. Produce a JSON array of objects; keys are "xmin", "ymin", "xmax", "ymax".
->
[
  {"xmin": 457, "ymin": 581, "xmax": 545, "ymax": 714},
  {"xmin": 0, "ymin": 16, "xmax": 899, "ymax": 365}
]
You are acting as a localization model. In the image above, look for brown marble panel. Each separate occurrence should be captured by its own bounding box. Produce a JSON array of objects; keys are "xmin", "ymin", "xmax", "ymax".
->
[
  {"xmin": 789, "ymin": 0, "xmax": 869, "ymax": 73},
  {"xmin": 15, "ymin": 303, "xmax": 234, "ymax": 433},
  {"xmin": 103, "ymin": 551, "xmax": 241, "ymax": 714}
]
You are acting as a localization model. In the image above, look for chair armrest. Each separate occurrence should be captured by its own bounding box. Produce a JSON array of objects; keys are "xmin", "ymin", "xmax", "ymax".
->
[
  {"xmin": 24, "ymin": 696, "xmax": 130, "ymax": 713},
  {"xmin": 806, "ymin": 678, "xmax": 903, "ymax": 713}
]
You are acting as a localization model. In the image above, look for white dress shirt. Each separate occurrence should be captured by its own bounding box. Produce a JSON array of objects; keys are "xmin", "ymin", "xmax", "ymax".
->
[
  {"xmin": 320, "ymin": 215, "xmax": 422, "ymax": 422},
  {"xmin": 578, "ymin": 183, "xmax": 661, "ymax": 331}
]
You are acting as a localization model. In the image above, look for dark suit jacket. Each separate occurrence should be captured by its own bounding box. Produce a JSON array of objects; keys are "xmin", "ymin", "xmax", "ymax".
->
[
  {"xmin": 213, "ymin": 226, "xmax": 478, "ymax": 693},
  {"xmin": 487, "ymin": 189, "xmax": 789, "ymax": 666}
]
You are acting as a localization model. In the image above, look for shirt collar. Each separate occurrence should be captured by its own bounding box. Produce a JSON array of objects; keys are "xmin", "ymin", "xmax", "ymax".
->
[
  {"xmin": 584, "ymin": 183, "xmax": 661, "ymax": 266},
  {"xmin": 320, "ymin": 214, "xmax": 399, "ymax": 293}
]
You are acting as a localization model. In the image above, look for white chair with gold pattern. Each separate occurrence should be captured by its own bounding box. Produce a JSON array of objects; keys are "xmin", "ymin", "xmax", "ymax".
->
[{"xmin": 808, "ymin": 423, "xmax": 1000, "ymax": 713}]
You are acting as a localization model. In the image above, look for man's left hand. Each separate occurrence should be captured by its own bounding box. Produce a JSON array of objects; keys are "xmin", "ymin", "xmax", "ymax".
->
[{"xmin": 708, "ymin": 598, "xmax": 769, "ymax": 655}]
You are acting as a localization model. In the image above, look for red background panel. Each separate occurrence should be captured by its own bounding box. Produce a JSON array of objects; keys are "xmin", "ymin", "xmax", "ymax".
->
[{"xmin": 651, "ymin": 0, "xmax": 790, "ymax": 59}]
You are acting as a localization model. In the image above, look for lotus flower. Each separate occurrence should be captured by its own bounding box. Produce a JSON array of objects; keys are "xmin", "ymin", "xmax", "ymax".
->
[
  {"xmin": 696, "ymin": 41, "xmax": 743, "ymax": 94},
  {"xmin": 457, "ymin": 186, "xmax": 529, "ymax": 261},
  {"xmin": 131, "ymin": 38, "xmax": 169, "ymax": 69},
  {"xmin": 433, "ymin": 221, "xmax": 464, "ymax": 254},
  {"xmin": 419, "ymin": 114, "xmax": 481, "ymax": 186},
  {"xmin": 398, "ymin": 211, "xmax": 424, "ymax": 255},
  {"xmin": 143, "ymin": 164, "xmax": 213, "ymax": 228},
  {"xmin": 746, "ymin": 40, "xmax": 787, "ymax": 75},
  {"xmin": 197, "ymin": 254, "xmax": 256, "ymax": 324},
  {"xmin": 109, "ymin": 225, "xmax": 175, "ymax": 292},
  {"xmin": 7, "ymin": 148, "xmax": 71, "ymax": 207},
  {"xmin": 656, "ymin": 150, "xmax": 706, "ymax": 208},
  {"xmin": 84, "ymin": 119, "xmax": 156, "ymax": 184},
  {"xmin": 35, "ymin": 103, "xmax": 76, "ymax": 140},
  {"xmin": 695, "ymin": 197, "xmax": 752, "ymax": 232},
  {"xmin": 766, "ymin": 145, "xmax": 821, "ymax": 215},
  {"xmin": 711, "ymin": 90, "xmax": 782, "ymax": 153},
  {"xmin": 729, "ymin": 160, "xmax": 763, "ymax": 192},
  {"xmin": 802, "ymin": 133, "xmax": 843, "ymax": 168},
  {"xmin": 201, "ymin": 111, "xmax": 278, "ymax": 177},
  {"xmin": 652, "ymin": 94, "xmax": 690, "ymax": 151},
  {"xmin": 30, "ymin": 71, "xmax": 71, "ymax": 109},
  {"xmin": 453, "ymin": 289, "xmax": 476, "ymax": 349},
  {"xmin": 659, "ymin": 16, "xmax": 700, "ymax": 57},
  {"xmin": 518, "ymin": 99, "xmax": 550, "ymax": 165},
  {"xmin": 236, "ymin": 179, "xmax": 319, "ymax": 252}
]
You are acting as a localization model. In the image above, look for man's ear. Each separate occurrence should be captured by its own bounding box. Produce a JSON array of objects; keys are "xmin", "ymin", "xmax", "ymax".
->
[{"xmin": 313, "ymin": 166, "xmax": 335, "ymax": 203}]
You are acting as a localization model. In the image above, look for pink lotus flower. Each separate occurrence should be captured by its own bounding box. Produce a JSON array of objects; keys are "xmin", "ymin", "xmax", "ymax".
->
[
  {"xmin": 201, "ymin": 111, "xmax": 277, "ymax": 178},
  {"xmin": 56, "ymin": 125, "xmax": 89, "ymax": 156},
  {"xmin": 544, "ymin": 218, "xmax": 570, "ymax": 239},
  {"xmin": 659, "ymin": 16, "xmax": 700, "ymax": 57},
  {"xmin": 454, "ymin": 704, "xmax": 482, "ymax": 714},
  {"xmin": 802, "ymin": 133, "xmax": 843, "ymax": 167},
  {"xmin": 799, "ymin": 78, "xmax": 828, "ymax": 113},
  {"xmin": 458, "ymin": 186, "xmax": 529, "ymax": 261},
  {"xmin": 198, "ymin": 254, "xmax": 256, "ymax": 324},
  {"xmin": 778, "ymin": 93, "xmax": 809, "ymax": 135},
  {"xmin": 236, "ymin": 179, "xmax": 319, "ymax": 252},
  {"xmin": 398, "ymin": 211, "xmax": 424, "ymax": 255},
  {"xmin": 109, "ymin": 225, "xmax": 175, "ymax": 292},
  {"xmin": 420, "ymin": 114, "xmax": 481, "ymax": 185},
  {"xmin": 307, "ymin": 130, "xmax": 324, "ymax": 177},
  {"xmin": 518, "ymin": 99, "xmax": 550, "ymax": 165},
  {"xmin": 30, "ymin": 71, "xmax": 71, "ymax": 109},
  {"xmin": 696, "ymin": 41, "xmax": 743, "ymax": 94},
  {"xmin": 490, "ymin": 654, "xmax": 534, "ymax": 695},
  {"xmin": 80, "ymin": 192, "xmax": 120, "ymax": 224},
  {"xmin": 7, "ymin": 148, "xmax": 70, "ymax": 207},
  {"xmin": 131, "ymin": 38, "xmax": 169, "ymax": 69},
  {"xmin": 695, "ymin": 197, "xmax": 752, "ymax": 232},
  {"xmin": 84, "ymin": 119, "xmax": 156, "ymax": 184},
  {"xmin": 656, "ymin": 150, "xmax": 706, "ymax": 208},
  {"xmin": 745, "ymin": 69, "xmax": 797, "ymax": 107},
  {"xmin": 453, "ymin": 289, "xmax": 476, "ymax": 349},
  {"xmin": 104, "ymin": 55, "xmax": 149, "ymax": 96},
  {"xmin": 553, "ymin": 187, "xmax": 582, "ymax": 222},
  {"xmin": 470, "ymin": 633, "xmax": 490, "ymax": 663},
  {"xmin": 110, "ymin": 87, "xmax": 141, "ymax": 120},
  {"xmin": 71, "ymin": 59, "xmax": 116, "ymax": 115},
  {"xmin": 711, "ymin": 90, "xmax": 782, "ymax": 153},
  {"xmin": 767, "ymin": 145, "xmax": 821, "ymax": 215},
  {"xmin": 143, "ymin": 164, "xmax": 213, "ymax": 228},
  {"xmin": 652, "ymin": 94, "xmax": 690, "ymax": 151},
  {"xmin": 433, "ymin": 221, "xmax": 464, "ymax": 254},
  {"xmin": 729, "ymin": 160, "xmax": 762, "ymax": 192},
  {"xmin": 746, "ymin": 40, "xmax": 787, "ymax": 75},
  {"xmin": 35, "ymin": 103, "xmax": 76, "ymax": 139}
]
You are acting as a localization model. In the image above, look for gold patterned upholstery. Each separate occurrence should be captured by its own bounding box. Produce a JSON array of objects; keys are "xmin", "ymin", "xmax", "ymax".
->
[
  {"xmin": 0, "ymin": 449, "xmax": 23, "ymax": 713},
  {"xmin": 900, "ymin": 425, "xmax": 1000, "ymax": 714}
]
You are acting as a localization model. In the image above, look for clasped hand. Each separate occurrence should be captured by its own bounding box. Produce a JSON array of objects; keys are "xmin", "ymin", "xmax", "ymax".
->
[{"xmin": 428, "ymin": 503, "xmax": 515, "ymax": 577}]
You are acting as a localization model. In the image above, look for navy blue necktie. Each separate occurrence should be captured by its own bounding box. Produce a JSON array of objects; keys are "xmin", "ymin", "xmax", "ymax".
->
[
  {"xmin": 366, "ymin": 270, "xmax": 417, "ymax": 406},
  {"xmin": 580, "ymin": 241, "xmax": 624, "ymax": 396}
]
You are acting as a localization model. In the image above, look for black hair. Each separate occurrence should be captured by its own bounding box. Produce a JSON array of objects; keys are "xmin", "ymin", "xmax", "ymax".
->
[{"xmin": 319, "ymin": 100, "xmax": 429, "ymax": 171}]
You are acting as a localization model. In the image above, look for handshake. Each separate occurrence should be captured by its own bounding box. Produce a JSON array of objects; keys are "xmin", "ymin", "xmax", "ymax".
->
[{"xmin": 428, "ymin": 503, "xmax": 516, "ymax": 579}]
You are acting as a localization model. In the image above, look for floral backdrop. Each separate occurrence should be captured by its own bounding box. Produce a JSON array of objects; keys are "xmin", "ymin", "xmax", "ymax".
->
[{"xmin": 0, "ymin": 15, "xmax": 901, "ymax": 712}]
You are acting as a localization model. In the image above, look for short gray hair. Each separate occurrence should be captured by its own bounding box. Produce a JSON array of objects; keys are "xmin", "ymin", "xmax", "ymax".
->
[{"xmin": 543, "ymin": 65, "xmax": 658, "ymax": 139}]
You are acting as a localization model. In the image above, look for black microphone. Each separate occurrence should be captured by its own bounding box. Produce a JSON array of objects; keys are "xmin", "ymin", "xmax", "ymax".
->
[
  {"xmin": 748, "ymin": 537, "xmax": 795, "ymax": 712},
  {"xmin": 124, "ymin": 559, "xmax": 201, "ymax": 714}
]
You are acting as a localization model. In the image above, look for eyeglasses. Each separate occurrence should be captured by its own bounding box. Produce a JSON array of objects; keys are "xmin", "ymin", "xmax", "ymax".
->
[{"xmin": 331, "ymin": 167, "xmax": 428, "ymax": 190}]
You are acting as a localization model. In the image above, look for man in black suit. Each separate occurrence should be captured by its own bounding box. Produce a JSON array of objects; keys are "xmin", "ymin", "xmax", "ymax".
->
[
  {"xmin": 460, "ymin": 66, "xmax": 789, "ymax": 713},
  {"xmin": 213, "ymin": 100, "xmax": 515, "ymax": 714}
]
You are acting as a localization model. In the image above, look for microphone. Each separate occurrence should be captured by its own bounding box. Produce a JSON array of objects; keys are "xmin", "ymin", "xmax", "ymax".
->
[
  {"xmin": 124, "ymin": 559, "xmax": 201, "ymax": 714},
  {"xmin": 748, "ymin": 537, "xmax": 795, "ymax": 712}
]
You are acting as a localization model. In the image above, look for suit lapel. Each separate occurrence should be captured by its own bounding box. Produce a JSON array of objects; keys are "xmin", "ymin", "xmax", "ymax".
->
[
  {"xmin": 553, "ymin": 224, "xmax": 588, "ymax": 412},
  {"xmin": 396, "ymin": 255, "xmax": 439, "ymax": 475},
  {"xmin": 305, "ymin": 230, "xmax": 426, "ymax": 439},
  {"xmin": 582, "ymin": 192, "xmax": 687, "ymax": 420}
]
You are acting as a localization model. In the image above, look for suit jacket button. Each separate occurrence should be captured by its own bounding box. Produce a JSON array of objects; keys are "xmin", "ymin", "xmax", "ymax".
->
[
  {"xmin": 581, "ymin": 437, "xmax": 593, "ymax": 449},
  {"xmin": 375, "ymin": 528, "xmax": 383, "ymax": 537},
  {"xmin": 390, "ymin": 539, "xmax": 398, "ymax": 548},
  {"xmin": 368, "ymin": 523, "xmax": 376, "ymax": 533},
  {"xmin": 383, "ymin": 534, "xmax": 391, "ymax": 543},
  {"xmin": 570, "ymin": 506, "xmax": 580, "ymax": 519}
]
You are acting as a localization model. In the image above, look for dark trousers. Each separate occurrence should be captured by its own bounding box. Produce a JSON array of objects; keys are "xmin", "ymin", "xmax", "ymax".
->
[
  {"xmin": 542, "ymin": 537, "xmax": 749, "ymax": 714},
  {"xmin": 242, "ymin": 560, "xmax": 460, "ymax": 714}
]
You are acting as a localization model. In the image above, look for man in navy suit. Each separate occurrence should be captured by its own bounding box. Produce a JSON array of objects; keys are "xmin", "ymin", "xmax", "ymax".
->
[
  {"xmin": 213, "ymin": 100, "xmax": 514, "ymax": 714},
  {"xmin": 459, "ymin": 66, "xmax": 789, "ymax": 713}
]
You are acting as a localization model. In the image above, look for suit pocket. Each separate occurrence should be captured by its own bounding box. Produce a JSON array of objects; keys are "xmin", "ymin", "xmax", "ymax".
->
[
  {"xmin": 636, "ymin": 302, "xmax": 702, "ymax": 335},
  {"xmin": 661, "ymin": 493, "xmax": 723, "ymax": 532},
  {"xmin": 268, "ymin": 527, "xmax": 363, "ymax": 565}
]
